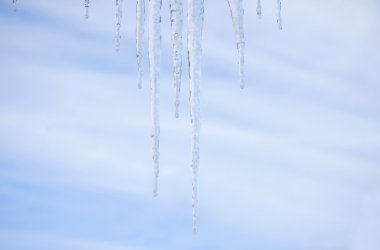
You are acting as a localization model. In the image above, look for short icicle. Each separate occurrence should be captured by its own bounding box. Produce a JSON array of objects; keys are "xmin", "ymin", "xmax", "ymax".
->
[
  {"xmin": 256, "ymin": 0, "xmax": 262, "ymax": 18},
  {"xmin": 148, "ymin": 0, "xmax": 162, "ymax": 197},
  {"xmin": 170, "ymin": 0, "xmax": 183, "ymax": 118},
  {"xmin": 277, "ymin": 0, "xmax": 282, "ymax": 30},
  {"xmin": 227, "ymin": 0, "xmax": 245, "ymax": 89},
  {"xmin": 85, "ymin": 0, "xmax": 90, "ymax": 19},
  {"xmin": 188, "ymin": 0, "xmax": 204, "ymax": 234},
  {"xmin": 115, "ymin": 0, "xmax": 124, "ymax": 51},
  {"xmin": 12, "ymin": 0, "xmax": 17, "ymax": 12},
  {"xmin": 136, "ymin": 0, "xmax": 145, "ymax": 89}
]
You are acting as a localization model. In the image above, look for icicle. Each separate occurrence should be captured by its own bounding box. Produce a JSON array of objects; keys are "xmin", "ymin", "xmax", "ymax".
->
[
  {"xmin": 256, "ymin": 0, "xmax": 262, "ymax": 18},
  {"xmin": 12, "ymin": 0, "xmax": 17, "ymax": 12},
  {"xmin": 227, "ymin": 0, "xmax": 245, "ymax": 89},
  {"xmin": 170, "ymin": 0, "xmax": 183, "ymax": 118},
  {"xmin": 84, "ymin": 0, "xmax": 90, "ymax": 19},
  {"xmin": 115, "ymin": 0, "xmax": 124, "ymax": 51},
  {"xmin": 148, "ymin": 0, "xmax": 162, "ymax": 197},
  {"xmin": 277, "ymin": 0, "xmax": 282, "ymax": 30},
  {"xmin": 188, "ymin": 0, "xmax": 204, "ymax": 235},
  {"xmin": 136, "ymin": 0, "xmax": 145, "ymax": 89}
]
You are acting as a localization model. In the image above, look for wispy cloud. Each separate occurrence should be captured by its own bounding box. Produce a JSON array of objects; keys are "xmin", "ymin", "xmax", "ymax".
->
[{"xmin": 0, "ymin": 229, "xmax": 145, "ymax": 250}]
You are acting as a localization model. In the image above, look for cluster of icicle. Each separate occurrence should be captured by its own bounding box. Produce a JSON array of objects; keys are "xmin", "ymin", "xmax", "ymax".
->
[
  {"xmin": 114, "ymin": 0, "xmax": 282, "ymax": 234},
  {"xmin": 12, "ymin": 0, "xmax": 282, "ymax": 234}
]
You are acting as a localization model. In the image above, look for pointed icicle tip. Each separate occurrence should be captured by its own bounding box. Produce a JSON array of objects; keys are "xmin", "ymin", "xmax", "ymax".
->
[
  {"xmin": 256, "ymin": 0, "xmax": 262, "ymax": 19},
  {"xmin": 12, "ymin": 0, "xmax": 17, "ymax": 12},
  {"xmin": 174, "ymin": 99, "xmax": 180, "ymax": 118},
  {"xmin": 153, "ymin": 185, "xmax": 158, "ymax": 197},
  {"xmin": 277, "ymin": 0, "xmax": 283, "ymax": 30},
  {"xmin": 85, "ymin": 0, "xmax": 90, "ymax": 19}
]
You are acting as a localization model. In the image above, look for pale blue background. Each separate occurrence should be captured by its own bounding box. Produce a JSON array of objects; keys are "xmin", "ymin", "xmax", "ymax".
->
[{"xmin": 0, "ymin": 0, "xmax": 379, "ymax": 249}]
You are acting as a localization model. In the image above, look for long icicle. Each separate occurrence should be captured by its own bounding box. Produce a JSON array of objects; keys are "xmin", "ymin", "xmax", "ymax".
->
[
  {"xmin": 277, "ymin": 0, "xmax": 282, "ymax": 30},
  {"xmin": 12, "ymin": 0, "xmax": 17, "ymax": 12},
  {"xmin": 188, "ymin": 0, "xmax": 204, "ymax": 234},
  {"xmin": 227, "ymin": 0, "xmax": 245, "ymax": 89},
  {"xmin": 148, "ymin": 0, "xmax": 162, "ymax": 197},
  {"xmin": 170, "ymin": 0, "xmax": 183, "ymax": 118},
  {"xmin": 115, "ymin": 0, "xmax": 124, "ymax": 51},
  {"xmin": 85, "ymin": 0, "xmax": 90, "ymax": 19},
  {"xmin": 136, "ymin": 0, "xmax": 145, "ymax": 89},
  {"xmin": 256, "ymin": 0, "xmax": 262, "ymax": 18}
]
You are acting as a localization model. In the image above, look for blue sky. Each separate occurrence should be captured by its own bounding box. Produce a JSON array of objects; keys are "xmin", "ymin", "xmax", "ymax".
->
[{"xmin": 0, "ymin": 0, "xmax": 379, "ymax": 249}]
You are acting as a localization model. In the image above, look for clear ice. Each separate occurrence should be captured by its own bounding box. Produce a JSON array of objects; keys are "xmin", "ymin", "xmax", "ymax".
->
[
  {"xmin": 148, "ymin": 0, "xmax": 163, "ymax": 197},
  {"xmin": 115, "ymin": 0, "xmax": 124, "ymax": 51},
  {"xmin": 227, "ymin": 0, "xmax": 245, "ymax": 89},
  {"xmin": 136, "ymin": 0, "xmax": 145, "ymax": 89},
  {"xmin": 187, "ymin": 0, "xmax": 204, "ymax": 234},
  {"xmin": 170, "ymin": 0, "xmax": 183, "ymax": 118}
]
